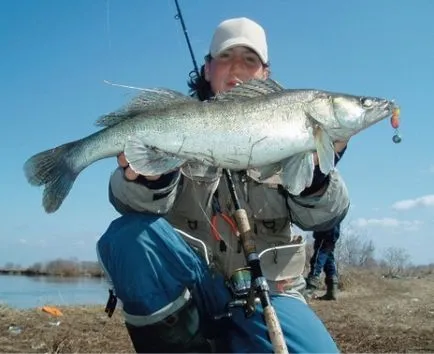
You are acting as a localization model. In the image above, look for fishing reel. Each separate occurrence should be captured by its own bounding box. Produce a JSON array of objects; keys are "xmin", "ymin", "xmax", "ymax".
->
[{"xmin": 214, "ymin": 267, "xmax": 265, "ymax": 320}]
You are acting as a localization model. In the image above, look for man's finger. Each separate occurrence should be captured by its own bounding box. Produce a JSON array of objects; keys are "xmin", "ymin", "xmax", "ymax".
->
[
  {"xmin": 312, "ymin": 152, "xmax": 319, "ymax": 166},
  {"xmin": 124, "ymin": 167, "xmax": 139, "ymax": 181},
  {"xmin": 117, "ymin": 153, "xmax": 129, "ymax": 168},
  {"xmin": 334, "ymin": 140, "xmax": 348, "ymax": 153}
]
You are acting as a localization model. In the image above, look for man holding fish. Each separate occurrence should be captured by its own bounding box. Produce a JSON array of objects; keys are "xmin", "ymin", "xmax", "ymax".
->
[
  {"xmin": 24, "ymin": 17, "xmax": 399, "ymax": 353},
  {"xmin": 101, "ymin": 18, "xmax": 348, "ymax": 353}
]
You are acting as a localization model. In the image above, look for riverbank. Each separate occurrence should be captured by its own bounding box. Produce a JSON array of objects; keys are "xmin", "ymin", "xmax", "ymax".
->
[
  {"xmin": 0, "ymin": 258, "xmax": 104, "ymax": 278},
  {"xmin": 1, "ymin": 270, "xmax": 433, "ymax": 353},
  {"xmin": 0, "ymin": 269, "xmax": 104, "ymax": 278}
]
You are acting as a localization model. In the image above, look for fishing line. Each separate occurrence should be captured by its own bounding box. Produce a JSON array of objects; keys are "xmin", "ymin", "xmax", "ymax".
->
[
  {"xmin": 105, "ymin": 0, "xmax": 112, "ymax": 51},
  {"xmin": 101, "ymin": 2, "xmax": 150, "ymax": 93},
  {"xmin": 105, "ymin": 84, "xmax": 234, "ymax": 253},
  {"xmin": 103, "ymin": 80, "xmax": 146, "ymax": 91},
  {"xmin": 103, "ymin": 0, "xmax": 112, "ymax": 80},
  {"xmin": 102, "ymin": 2, "xmax": 235, "ymax": 256},
  {"xmin": 170, "ymin": 1, "xmax": 238, "ymax": 257},
  {"xmin": 183, "ymin": 164, "xmax": 236, "ymax": 254},
  {"xmin": 102, "ymin": 1, "xmax": 147, "ymax": 93}
]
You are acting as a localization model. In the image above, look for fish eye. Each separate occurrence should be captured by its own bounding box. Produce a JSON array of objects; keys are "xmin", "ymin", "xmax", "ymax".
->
[{"xmin": 360, "ymin": 97, "xmax": 374, "ymax": 108}]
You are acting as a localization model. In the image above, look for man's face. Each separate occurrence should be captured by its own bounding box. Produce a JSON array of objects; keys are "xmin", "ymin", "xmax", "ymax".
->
[{"xmin": 205, "ymin": 46, "xmax": 269, "ymax": 94}]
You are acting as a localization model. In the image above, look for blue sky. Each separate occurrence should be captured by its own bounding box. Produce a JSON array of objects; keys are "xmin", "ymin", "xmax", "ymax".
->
[{"xmin": 1, "ymin": 0, "xmax": 433, "ymax": 266}]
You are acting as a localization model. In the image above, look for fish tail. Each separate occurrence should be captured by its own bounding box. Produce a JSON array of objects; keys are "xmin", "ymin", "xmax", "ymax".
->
[{"xmin": 24, "ymin": 141, "xmax": 80, "ymax": 213}]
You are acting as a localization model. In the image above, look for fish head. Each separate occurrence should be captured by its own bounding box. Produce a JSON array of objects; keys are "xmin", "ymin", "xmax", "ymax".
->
[
  {"xmin": 307, "ymin": 92, "xmax": 397, "ymax": 140},
  {"xmin": 332, "ymin": 94, "xmax": 396, "ymax": 129}
]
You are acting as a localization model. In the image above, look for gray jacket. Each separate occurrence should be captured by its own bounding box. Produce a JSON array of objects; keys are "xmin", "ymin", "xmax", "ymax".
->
[{"xmin": 108, "ymin": 165, "xmax": 349, "ymax": 292}]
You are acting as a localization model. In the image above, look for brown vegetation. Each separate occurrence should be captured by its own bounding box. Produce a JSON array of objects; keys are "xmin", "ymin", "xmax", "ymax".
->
[
  {"xmin": 311, "ymin": 269, "xmax": 434, "ymax": 353},
  {"xmin": 1, "ymin": 259, "xmax": 104, "ymax": 278}
]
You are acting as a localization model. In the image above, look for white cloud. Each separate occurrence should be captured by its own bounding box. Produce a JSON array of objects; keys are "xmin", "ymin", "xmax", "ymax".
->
[
  {"xmin": 429, "ymin": 165, "xmax": 434, "ymax": 173},
  {"xmin": 18, "ymin": 239, "xmax": 46, "ymax": 246},
  {"xmin": 392, "ymin": 194, "xmax": 434, "ymax": 210},
  {"xmin": 353, "ymin": 217, "xmax": 422, "ymax": 231}
]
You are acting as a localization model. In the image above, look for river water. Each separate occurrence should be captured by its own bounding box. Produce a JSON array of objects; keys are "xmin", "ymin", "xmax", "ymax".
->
[{"xmin": 0, "ymin": 274, "xmax": 109, "ymax": 309}]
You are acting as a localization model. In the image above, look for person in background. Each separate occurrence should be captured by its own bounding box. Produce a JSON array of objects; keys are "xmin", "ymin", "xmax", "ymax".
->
[
  {"xmin": 97, "ymin": 17, "xmax": 349, "ymax": 353},
  {"xmin": 305, "ymin": 223, "xmax": 342, "ymax": 300}
]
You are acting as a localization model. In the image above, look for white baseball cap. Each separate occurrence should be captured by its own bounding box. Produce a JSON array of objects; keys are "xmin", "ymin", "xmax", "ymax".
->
[{"xmin": 209, "ymin": 17, "xmax": 269, "ymax": 64}]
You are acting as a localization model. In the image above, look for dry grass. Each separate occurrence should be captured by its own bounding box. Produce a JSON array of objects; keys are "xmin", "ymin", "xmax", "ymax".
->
[
  {"xmin": 1, "ymin": 270, "xmax": 433, "ymax": 353},
  {"xmin": 310, "ymin": 269, "xmax": 434, "ymax": 353},
  {"xmin": 0, "ymin": 305, "xmax": 133, "ymax": 353}
]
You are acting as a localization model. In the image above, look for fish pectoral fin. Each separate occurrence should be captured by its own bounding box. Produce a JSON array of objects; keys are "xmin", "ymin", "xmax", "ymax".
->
[
  {"xmin": 314, "ymin": 127, "xmax": 335, "ymax": 175},
  {"xmin": 181, "ymin": 162, "xmax": 222, "ymax": 181},
  {"xmin": 248, "ymin": 163, "xmax": 282, "ymax": 182},
  {"xmin": 124, "ymin": 137, "xmax": 185, "ymax": 176},
  {"xmin": 280, "ymin": 153, "xmax": 315, "ymax": 195}
]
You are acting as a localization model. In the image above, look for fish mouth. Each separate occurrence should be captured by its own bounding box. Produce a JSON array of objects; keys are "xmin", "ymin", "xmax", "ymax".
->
[
  {"xmin": 362, "ymin": 98, "xmax": 398, "ymax": 128},
  {"xmin": 381, "ymin": 99, "xmax": 397, "ymax": 115}
]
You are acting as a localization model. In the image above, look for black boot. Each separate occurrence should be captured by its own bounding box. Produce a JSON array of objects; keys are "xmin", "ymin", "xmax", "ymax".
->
[
  {"xmin": 318, "ymin": 278, "xmax": 337, "ymax": 301},
  {"xmin": 125, "ymin": 297, "xmax": 212, "ymax": 353}
]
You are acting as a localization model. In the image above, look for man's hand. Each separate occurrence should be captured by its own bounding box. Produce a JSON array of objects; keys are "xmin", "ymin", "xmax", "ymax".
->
[{"xmin": 117, "ymin": 153, "xmax": 161, "ymax": 181}]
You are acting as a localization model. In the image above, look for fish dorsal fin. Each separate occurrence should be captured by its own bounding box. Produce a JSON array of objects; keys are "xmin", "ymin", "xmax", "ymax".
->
[
  {"xmin": 95, "ymin": 88, "xmax": 194, "ymax": 127},
  {"xmin": 213, "ymin": 78, "xmax": 285, "ymax": 101}
]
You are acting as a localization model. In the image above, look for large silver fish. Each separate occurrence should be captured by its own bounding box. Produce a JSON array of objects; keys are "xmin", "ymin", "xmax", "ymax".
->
[{"xmin": 24, "ymin": 79, "xmax": 398, "ymax": 213}]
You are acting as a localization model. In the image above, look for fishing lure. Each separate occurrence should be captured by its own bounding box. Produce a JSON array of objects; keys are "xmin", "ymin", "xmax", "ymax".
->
[{"xmin": 391, "ymin": 107, "xmax": 402, "ymax": 143}]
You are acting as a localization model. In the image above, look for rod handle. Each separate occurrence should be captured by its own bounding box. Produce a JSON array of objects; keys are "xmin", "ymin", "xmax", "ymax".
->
[
  {"xmin": 263, "ymin": 305, "xmax": 289, "ymax": 354},
  {"xmin": 233, "ymin": 209, "xmax": 257, "ymax": 255}
]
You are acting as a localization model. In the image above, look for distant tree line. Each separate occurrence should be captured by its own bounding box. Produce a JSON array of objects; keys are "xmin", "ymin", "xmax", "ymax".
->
[
  {"xmin": 305, "ymin": 225, "xmax": 434, "ymax": 279},
  {"xmin": 1, "ymin": 258, "xmax": 104, "ymax": 278},
  {"xmin": 3, "ymin": 227, "xmax": 434, "ymax": 279}
]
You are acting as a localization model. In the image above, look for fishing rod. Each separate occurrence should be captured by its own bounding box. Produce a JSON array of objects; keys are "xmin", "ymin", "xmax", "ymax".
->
[
  {"xmin": 223, "ymin": 170, "xmax": 288, "ymax": 354},
  {"xmin": 172, "ymin": 2, "xmax": 288, "ymax": 353},
  {"xmin": 173, "ymin": 0, "xmax": 200, "ymax": 78}
]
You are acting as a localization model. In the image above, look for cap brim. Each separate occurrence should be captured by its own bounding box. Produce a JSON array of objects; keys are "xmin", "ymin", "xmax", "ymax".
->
[{"xmin": 211, "ymin": 38, "xmax": 268, "ymax": 64}]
